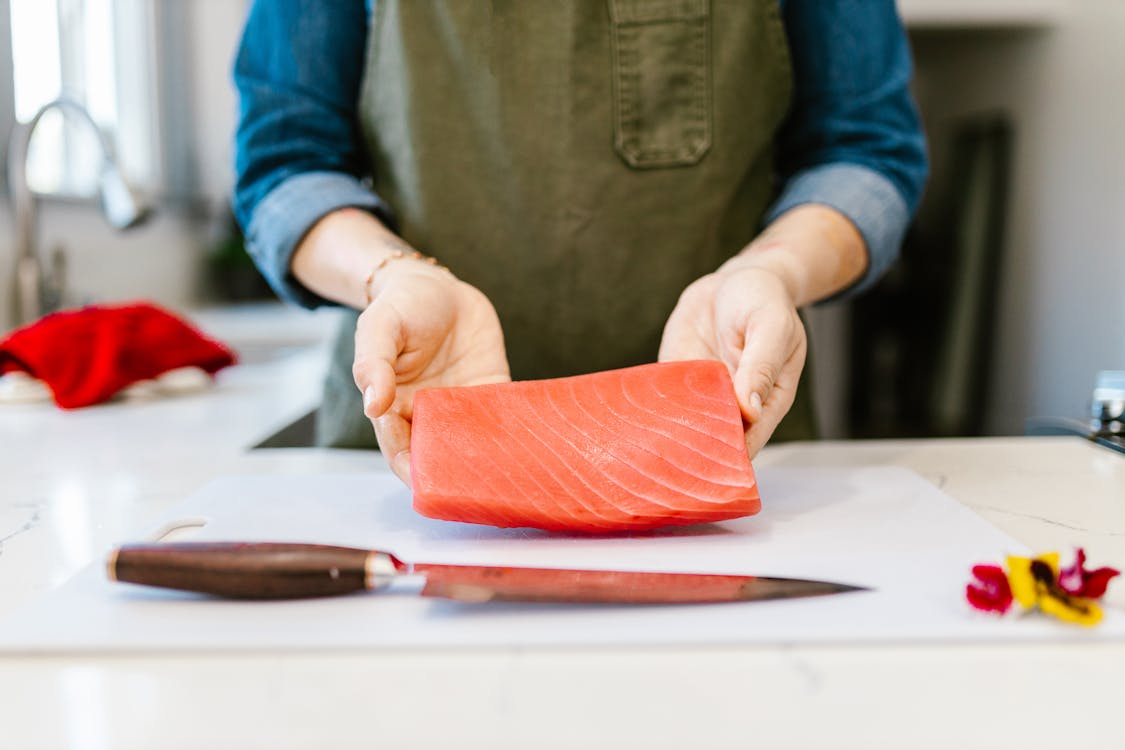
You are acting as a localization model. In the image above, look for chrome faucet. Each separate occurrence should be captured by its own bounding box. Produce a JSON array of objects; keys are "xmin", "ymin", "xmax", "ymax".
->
[{"xmin": 8, "ymin": 96, "xmax": 151, "ymax": 327}]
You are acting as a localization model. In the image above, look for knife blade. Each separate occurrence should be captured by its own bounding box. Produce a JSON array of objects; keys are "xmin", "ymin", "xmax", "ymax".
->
[{"xmin": 107, "ymin": 542, "xmax": 868, "ymax": 604}]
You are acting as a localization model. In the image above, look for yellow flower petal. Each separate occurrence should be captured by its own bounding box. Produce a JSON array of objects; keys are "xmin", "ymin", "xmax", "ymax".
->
[
  {"xmin": 1006, "ymin": 556, "xmax": 1038, "ymax": 608},
  {"xmin": 1006, "ymin": 553, "xmax": 1061, "ymax": 609},
  {"xmin": 1039, "ymin": 594, "xmax": 1103, "ymax": 627}
]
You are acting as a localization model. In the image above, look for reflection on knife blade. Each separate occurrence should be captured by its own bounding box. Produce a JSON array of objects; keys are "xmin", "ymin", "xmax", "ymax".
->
[{"xmin": 414, "ymin": 564, "xmax": 866, "ymax": 604}]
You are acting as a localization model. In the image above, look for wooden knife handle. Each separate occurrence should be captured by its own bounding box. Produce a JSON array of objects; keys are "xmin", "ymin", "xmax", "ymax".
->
[{"xmin": 108, "ymin": 542, "xmax": 404, "ymax": 600}]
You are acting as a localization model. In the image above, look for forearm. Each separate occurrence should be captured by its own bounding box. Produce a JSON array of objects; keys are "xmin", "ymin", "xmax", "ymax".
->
[
  {"xmin": 290, "ymin": 208, "xmax": 418, "ymax": 310},
  {"xmin": 721, "ymin": 204, "xmax": 867, "ymax": 308}
]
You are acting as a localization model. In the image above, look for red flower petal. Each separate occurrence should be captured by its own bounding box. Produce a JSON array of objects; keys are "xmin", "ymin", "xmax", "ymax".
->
[
  {"xmin": 967, "ymin": 564, "xmax": 1013, "ymax": 613},
  {"xmin": 1076, "ymin": 567, "xmax": 1120, "ymax": 598},
  {"xmin": 1058, "ymin": 549, "xmax": 1087, "ymax": 594},
  {"xmin": 973, "ymin": 564, "xmax": 1009, "ymax": 586},
  {"xmin": 1059, "ymin": 548, "xmax": 1121, "ymax": 599}
]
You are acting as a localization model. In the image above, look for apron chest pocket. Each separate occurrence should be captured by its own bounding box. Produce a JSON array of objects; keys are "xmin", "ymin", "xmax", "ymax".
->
[{"xmin": 608, "ymin": 0, "xmax": 712, "ymax": 168}]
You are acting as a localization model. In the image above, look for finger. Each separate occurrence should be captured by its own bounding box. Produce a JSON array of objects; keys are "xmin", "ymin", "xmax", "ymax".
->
[
  {"xmin": 373, "ymin": 410, "xmax": 413, "ymax": 485},
  {"xmin": 732, "ymin": 312, "xmax": 802, "ymax": 423},
  {"xmin": 353, "ymin": 301, "xmax": 405, "ymax": 419},
  {"xmin": 744, "ymin": 338, "xmax": 806, "ymax": 458},
  {"xmin": 360, "ymin": 360, "xmax": 398, "ymax": 420}
]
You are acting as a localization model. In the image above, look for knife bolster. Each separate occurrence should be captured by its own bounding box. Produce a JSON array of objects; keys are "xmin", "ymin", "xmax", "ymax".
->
[{"xmin": 364, "ymin": 550, "xmax": 405, "ymax": 590}]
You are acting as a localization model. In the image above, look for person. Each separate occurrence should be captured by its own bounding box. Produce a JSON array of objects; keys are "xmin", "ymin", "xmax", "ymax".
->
[{"xmin": 233, "ymin": 0, "xmax": 927, "ymax": 483}]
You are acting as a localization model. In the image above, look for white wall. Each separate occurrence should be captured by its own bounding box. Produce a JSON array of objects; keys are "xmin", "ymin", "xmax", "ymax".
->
[
  {"xmin": 912, "ymin": 2, "xmax": 1125, "ymax": 433},
  {"xmin": 183, "ymin": 0, "xmax": 247, "ymax": 204},
  {"xmin": 0, "ymin": 0, "xmax": 248, "ymax": 331}
]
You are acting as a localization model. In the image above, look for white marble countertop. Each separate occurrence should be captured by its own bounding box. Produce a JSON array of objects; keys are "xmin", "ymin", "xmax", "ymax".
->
[
  {"xmin": 1, "ymin": 304, "xmax": 1123, "ymax": 749},
  {"xmin": 0, "ymin": 303, "xmax": 347, "ymax": 615}
]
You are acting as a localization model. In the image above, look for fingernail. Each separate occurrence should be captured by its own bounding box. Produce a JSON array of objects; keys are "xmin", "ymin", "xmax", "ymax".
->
[
  {"xmin": 363, "ymin": 385, "xmax": 376, "ymax": 416},
  {"xmin": 749, "ymin": 391, "xmax": 763, "ymax": 416}
]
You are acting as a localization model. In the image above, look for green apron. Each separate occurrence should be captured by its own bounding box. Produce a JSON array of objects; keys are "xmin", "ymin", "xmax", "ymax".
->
[{"xmin": 317, "ymin": 0, "xmax": 817, "ymax": 449}]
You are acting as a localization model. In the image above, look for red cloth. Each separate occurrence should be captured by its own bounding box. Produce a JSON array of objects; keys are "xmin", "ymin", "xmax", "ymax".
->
[{"xmin": 0, "ymin": 302, "xmax": 237, "ymax": 409}]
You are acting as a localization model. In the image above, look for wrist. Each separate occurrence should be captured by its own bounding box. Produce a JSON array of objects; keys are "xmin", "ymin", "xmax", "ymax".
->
[
  {"xmin": 362, "ymin": 249, "xmax": 453, "ymax": 305},
  {"xmin": 717, "ymin": 244, "xmax": 806, "ymax": 305},
  {"xmin": 723, "ymin": 205, "xmax": 868, "ymax": 306}
]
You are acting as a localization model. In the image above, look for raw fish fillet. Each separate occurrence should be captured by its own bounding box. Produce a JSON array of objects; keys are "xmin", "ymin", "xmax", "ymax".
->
[{"xmin": 410, "ymin": 360, "xmax": 759, "ymax": 533}]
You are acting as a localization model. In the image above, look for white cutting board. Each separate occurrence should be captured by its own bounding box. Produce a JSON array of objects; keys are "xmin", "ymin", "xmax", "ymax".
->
[{"xmin": 1, "ymin": 466, "xmax": 1121, "ymax": 651}]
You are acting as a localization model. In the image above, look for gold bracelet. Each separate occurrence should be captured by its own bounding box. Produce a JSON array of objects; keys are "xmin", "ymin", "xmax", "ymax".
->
[{"xmin": 363, "ymin": 249, "xmax": 446, "ymax": 305}]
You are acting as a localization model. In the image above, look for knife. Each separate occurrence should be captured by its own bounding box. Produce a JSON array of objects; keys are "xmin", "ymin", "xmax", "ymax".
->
[{"xmin": 107, "ymin": 542, "xmax": 868, "ymax": 604}]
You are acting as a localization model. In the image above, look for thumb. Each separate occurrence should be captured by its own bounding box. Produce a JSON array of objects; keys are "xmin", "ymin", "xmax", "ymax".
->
[
  {"xmin": 360, "ymin": 358, "xmax": 397, "ymax": 420},
  {"xmin": 353, "ymin": 301, "xmax": 405, "ymax": 419},
  {"xmin": 374, "ymin": 411, "xmax": 413, "ymax": 485},
  {"xmin": 732, "ymin": 326, "xmax": 789, "ymax": 424}
]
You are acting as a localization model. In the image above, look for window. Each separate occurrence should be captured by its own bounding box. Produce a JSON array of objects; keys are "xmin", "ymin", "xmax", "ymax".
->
[{"xmin": 6, "ymin": 0, "xmax": 158, "ymax": 197}]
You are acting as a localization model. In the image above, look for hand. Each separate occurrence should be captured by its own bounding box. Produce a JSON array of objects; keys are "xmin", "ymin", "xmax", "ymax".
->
[
  {"xmin": 354, "ymin": 262, "xmax": 510, "ymax": 484},
  {"xmin": 658, "ymin": 264, "xmax": 807, "ymax": 458}
]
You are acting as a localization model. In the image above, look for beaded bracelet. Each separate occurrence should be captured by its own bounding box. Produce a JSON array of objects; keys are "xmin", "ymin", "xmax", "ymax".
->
[{"xmin": 363, "ymin": 249, "xmax": 446, "ymax": 305}]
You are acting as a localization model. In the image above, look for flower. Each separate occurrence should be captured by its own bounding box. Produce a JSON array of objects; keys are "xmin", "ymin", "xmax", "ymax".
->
[
  {"xmin": 1006, "ymin": 553, "xmax": 1103, "ymax": 627},
  {"xmin": 967, "ymin": 548, "xmax": 1119, "ymax": 627},
  {"xmin": 966, "ymin": 564, "xmax": 1013, "ymax": 614},
  {"xmin": 1058, "ymin": 548, "xmax": 1120, "ymax": 599}
]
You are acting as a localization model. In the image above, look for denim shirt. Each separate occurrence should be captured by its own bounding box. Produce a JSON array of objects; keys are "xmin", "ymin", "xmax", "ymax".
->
[{"xmin": 233, "ymin": 0, "xmax": 928, "ymax": 307}]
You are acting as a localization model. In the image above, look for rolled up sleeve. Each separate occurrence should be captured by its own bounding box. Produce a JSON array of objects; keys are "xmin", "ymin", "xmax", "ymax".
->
[
  {"xmin": 770, "ymin": 0, "xmax": 929, "ymax": 299},
  {"xmin": 766, "ymin": 162, "xmax": 910, "ymax": 297},
  {"xmin": 245, "ymin": 172, "xmax": 391, "ymax": 308},
  {"xmin": 233, "ymin": 0, "xmax": 390, "ymax": 309}
]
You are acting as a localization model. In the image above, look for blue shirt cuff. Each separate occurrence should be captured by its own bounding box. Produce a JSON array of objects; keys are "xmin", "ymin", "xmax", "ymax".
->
[
  {"xmin": 765, "ymin": 163, "xmax": 910, "ymax": 300},
  {"xmin": 245, "ymin": 171, "xmax": 393, "ymax": 309}
]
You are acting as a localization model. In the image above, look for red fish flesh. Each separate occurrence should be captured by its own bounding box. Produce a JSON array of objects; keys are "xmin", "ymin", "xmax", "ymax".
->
[{"xmin": 410, "ymin": 360, "xmax": 759, "ymax": 533}]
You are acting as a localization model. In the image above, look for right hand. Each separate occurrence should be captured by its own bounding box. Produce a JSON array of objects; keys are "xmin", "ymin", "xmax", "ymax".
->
[{"xmin": 354, "ymin": 261, "xmax": 510, "ymax": 484}]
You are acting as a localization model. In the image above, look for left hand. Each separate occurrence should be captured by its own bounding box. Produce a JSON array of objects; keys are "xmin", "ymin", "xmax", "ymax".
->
[{"xmin": 658, "ymin": 263, "xmax": 807, "ymax": 458}]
